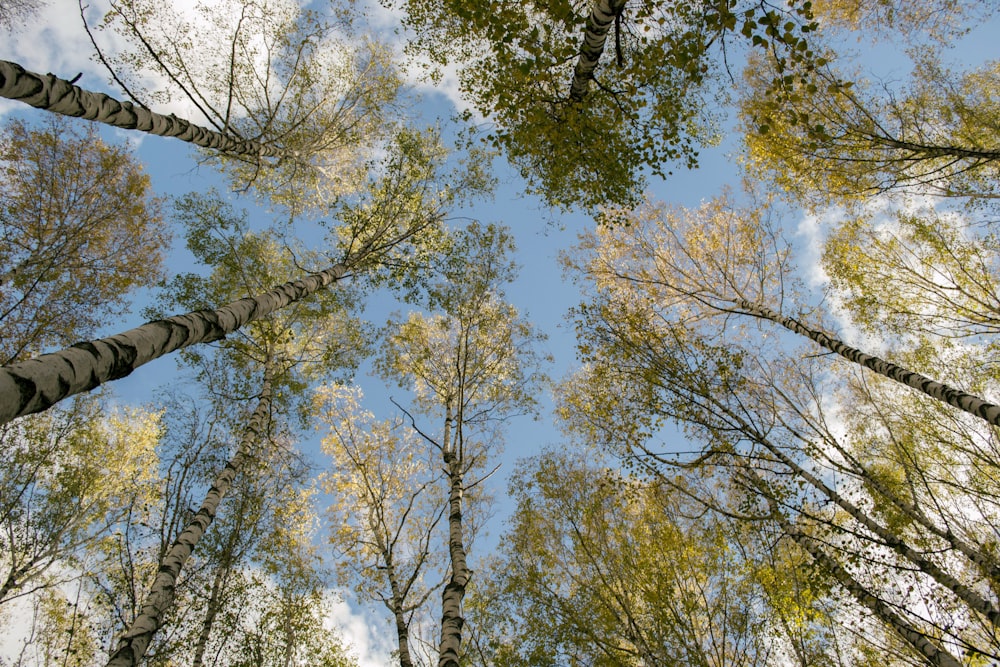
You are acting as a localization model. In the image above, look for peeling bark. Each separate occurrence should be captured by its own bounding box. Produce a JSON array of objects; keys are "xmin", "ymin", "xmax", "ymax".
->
[
  {"xmin": 0, "ymin": 264, "xmax": 346, "ymax": 426},
  {"xmin": 0, "ymin": 60, "xmax": 287, "ymax": 159},
  {"xmin": 106, "ymin": 371, "xmax": 273, "ymax": 667}
]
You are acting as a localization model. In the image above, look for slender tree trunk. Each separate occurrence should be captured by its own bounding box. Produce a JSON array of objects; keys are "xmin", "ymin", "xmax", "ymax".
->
[
  {"xmin": 0, "ymin": 263, "xmax": 346, "ymax": 426},
  {"xmin": 437, "ymin": 402, "xmax": 470, "ymax": 667},
  {"xmin": 106, "ymin": 370, "xmax": 274, "ymax": 667},
  {"xmin": 740, "ymin": 464, "xmax": 963, "ymax": 667},
  {"xmin": 742, "ymin": 427, "xmax": 1000, "ymax": 627},
  {"xmin": 823, "ymin": 430, "xmax": 1000, "ymax": 586},
  {"xmin": 438, "ymin": 452, "xmax": 470, "ymax": 667},
  {"xmin": 190, "ymin": 564, "xmax": 229, "ymax": 667},
  {"xmin": 568, "ymin": 0, "xmax": 628, "ymax": 101},
  {"xmin": 0, "ymin": 60, "xmax": 287, "ymax": 159},
  {"xmin": 386, "ymin": 566, "xmax": 414, "ymax": 667},
  {"xmin": 873, "ymin": 135, "xmax": 1000, "ymax": 163},
  {"xmin": 734, "ymin": 298, "xmax": 1000, "ymax": 427}
]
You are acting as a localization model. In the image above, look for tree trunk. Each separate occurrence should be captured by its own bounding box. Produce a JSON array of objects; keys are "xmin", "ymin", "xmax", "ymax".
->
[
  {"xmin": 734, "ymin": 298, "xmax": 1000, "ymax": 427},
  {"xmin": 0, "ymin": 263, "xmax": 345, "ymax": 426},
  {"xmin": 386, "ymin": 566, "xmax": 415, "ymax": 667},
  {"xmin": 742, "ymin": 425, "xmax": 1000, "ymax": 628},
  {"xmin": 438, "ymin": 452, "xmax": 470, "ymax": 667},
  {"xmin": 106, "ymin": 371, "xmax": 273, "ymax": 667},
  {"xmin": 740, "ymin": 464, "xmax": 964, "ymax": 667},
  {"xmin": 190, "ymin": 564, "xmax": 229, "ymax": 667},
  {"xmin": 0, "ymin": 60, "xmax": 286, "ymax": 160},
  {"xmin": 568, "ymin": 0, "xmax": 628, "ymax": 102}
]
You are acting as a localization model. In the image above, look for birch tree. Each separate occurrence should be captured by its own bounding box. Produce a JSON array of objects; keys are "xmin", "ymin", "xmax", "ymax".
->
[
  {"xmin": 317, "ymin": 385, "xmax": 446, "ymax": 667},
  {"xmin": 387, "ymin": 0, "xmax": 821, "ymax": 209},
  {"xmin": 0, "ymin": 116, "xmax": 168, "ymax": 365},
  {"xmin": 105, "ymin": 187, "xmax": 363, "ymax": 665},
  {"xmin": 471, "ymin": 450, "xmax": 783, "ymax": 667},
  {"xmin": 0, "ymin": 398, "xmax": 161, "ymax": 609},
  {"xmin": 740, "ymin": 3, "xmax": 1000, "ymax": 206},
  {"xmin": 376, "ymin": 222, "xmax": 547, "ymax": 666},
  {"xmin": 563, "ymin": 192, "xmax": 1000, "ymax": 663},
  {"xmin": 0, "ymin": 127, "xmax": 468, "ymax": 426},
  {"xmin": 91, "ymin": 0, "xmax": 403, "ymax": 204}
]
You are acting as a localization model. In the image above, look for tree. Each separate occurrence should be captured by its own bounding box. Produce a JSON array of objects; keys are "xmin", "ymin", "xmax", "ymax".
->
[
  {"xmin": 375, "ymin": 222, "xmax": 548, "ymax": 666},
  {"xmin": 105, "ymin": 184, "xmax": 366, "ymax": 665},
  {"xmin": 0, "ymin": 127, "xmax": 471, "ymax": 426},
  {"xmin": 0, "ymin": 61, "xmax": 287, "ymax": 160},
  {"xmin": 92, "ymin": 0, "xmax": 403, "ymax": 203},
  {"xmin": 0, "ymin": 398, "xmax": 162, "ymax": 608},
  {"xmin": 472, "ymin": 449, "xmax": 787, "ymax": 666},
  {"xmin": 0, "ymin": 116, "xmax": 168, "ymax": 364},
  {"xmin": 317, "ymin": 384, "xmax": 446, "ymax": 667},
  {"xmin": 387, "ymin": 0, "xmax": 822, "ymax": 209},
  {"xmin": 740, "ymin": 8, "xmax": 1000, "ymax": 205},
  {"xmin": 563, "ymin": 192, "xmax": 1000, "ymax": 663}
]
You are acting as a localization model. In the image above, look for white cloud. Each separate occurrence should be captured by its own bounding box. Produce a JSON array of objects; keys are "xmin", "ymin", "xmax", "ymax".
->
[{"xmin": 326, "ymin": 591, "xmax": 396, "ymax": 667}]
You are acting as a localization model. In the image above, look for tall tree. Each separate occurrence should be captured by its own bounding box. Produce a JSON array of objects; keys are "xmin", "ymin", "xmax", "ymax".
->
[
  {"xmin": 92, "ymin": 0, "xmax": 403, "ymax": 203},
  {"xmin": 740, "ymin": 3, "xmax": 1000, "ymax": 206},
  {"xmin": 0, "ymin": 61, "xmax": 287, "ymax": 161},
  {"xmin": 472, "ymin": 450, "xmax": 787, "ymax": 666},
  {"xmin": 387, "ymin": 0, "xmax": 822, "ymax": 209},
  {"xmin": 318, "ymin": 384, "xmax": 446, "ymax": 667},
  {"xmin": 105, "ymin": 186, "xmax": 364, "ymax": 665},
  {"xmin": 0, "ymin": 398, "xmax": 162, "ymax": 608},
  {"xmin": 0, "ymin": 127, "xmax": 471, "ymax": 426},
  {"xmin": 563, "ymin": 192, "xmax": 1000, "ymax": 663},
  {"xmin": 376, "ymin": 222, "xmax": 548, "ymax": 666}
]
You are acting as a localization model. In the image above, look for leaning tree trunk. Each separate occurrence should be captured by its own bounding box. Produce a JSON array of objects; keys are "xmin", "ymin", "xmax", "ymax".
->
[
  {"xmin": 740, "ymin": 464, "xmax": 963, "ymax": 667},
  {"xmin": 568, "ymin": 0, "xmax": 628, "ymax": 102},
  {"xmin": 0, "ymin": 263, "xmax": 346, "ymax": 426},
  {"xmin": 734, "ymin": 298, "xmax": 1000, "ymax": 427},
  {"xmin": 736, "ymin": 423, "xmax": 1000, "ymax": 629},
  {"xmin": 0, "ymin": 60, "xmax": 286, "ymax": 159},
  {"xmin": 107, "ymin": 368, "xmax": 274, "ymax": 667}
]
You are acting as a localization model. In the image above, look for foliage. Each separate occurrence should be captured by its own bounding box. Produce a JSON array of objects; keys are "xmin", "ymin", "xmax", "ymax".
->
[
  {"xmin": 741, "ymin": 18, "xmax": 1000, "ymax": 205},
  {"xmin": 96, "ymin": 0, "xmax": 404, "ymax": 208},
  {"xmin": 156, "ymin": 190, "xmax": 368, "ymax": 413},
  {"xmin": 388, "ymin": 0, "xmax": 827, "ymax": 210},
  {"xmin": 317, "ymin": 384, "xmax": 445, "ymax": 667},
  {"xmin": 563, "ymin": 191, "xmax": 1000, "ymax": 663},
  {"xmin": 0, "ymin": 398, "xmax": 162, "ymax": 609},
  {"xmin": 0, "ymin": 116, "xmax": 169, "ymax": 364}
]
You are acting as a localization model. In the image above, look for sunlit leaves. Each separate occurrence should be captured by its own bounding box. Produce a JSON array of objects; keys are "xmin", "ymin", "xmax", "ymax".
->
[
  {"xmin": 741, "ymin": 44, "xmax": 1000, "ymax": 205},
  {"xmin": 0, "ymin": 117, "xmax": 169, "ymax": 364},
  {"xmin": 98, "ymin": 0, "xmax": 404, "ymax": 205},
  {"xmin": 315, "ymin": 384, "xmax": 445, "ymax": 647},
  {"xmin": 0, "ymin": 398, "xmax": 162, "ymax": 607},
  {"xmin": 388, "ymin": 0, "xmax": 824, "ymax": 210}
]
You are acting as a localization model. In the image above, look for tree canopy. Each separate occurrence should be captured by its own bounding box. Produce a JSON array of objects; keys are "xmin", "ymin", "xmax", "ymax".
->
[{"xmin": 2, "ymin": 0, "xmax": 1000, "ymax": 665}]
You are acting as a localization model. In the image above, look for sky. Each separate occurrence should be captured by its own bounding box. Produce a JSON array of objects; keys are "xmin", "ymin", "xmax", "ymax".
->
[{"xmin": 2, "ymin": 0, "xmax": 1000, "ymax": 665}]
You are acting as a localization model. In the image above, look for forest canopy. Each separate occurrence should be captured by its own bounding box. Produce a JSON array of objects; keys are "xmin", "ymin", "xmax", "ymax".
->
[{"xmin": 1, "ymin": 0, "xmax": 999, "ymax": 666}]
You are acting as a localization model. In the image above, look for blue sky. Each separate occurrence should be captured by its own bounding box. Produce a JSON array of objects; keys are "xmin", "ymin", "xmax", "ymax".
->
[{"xmin": 3, "ymin": 0, "xmax": 1000, "ymax": 663}]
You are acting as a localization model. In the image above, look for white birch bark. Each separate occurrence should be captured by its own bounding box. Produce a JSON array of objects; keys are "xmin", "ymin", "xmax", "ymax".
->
[
  {"xmin": 106, "ymin": 371, "xmax": 273, "ymax": 667},
  {"xmin": 568, "ymin": 0, "xmax": 628, "ymax": 101},
  {"xmin": 734, "ymin": 298, "xmax": 1000, "ymax": 427},
  {"xmin": 0, "ymin": 264, "xmax": 346, "ymax": 426},
  {"xmin": 0, "ymin": 60, "xmax": 286, "ymax": 159},
  {"xmin": 741, "ymin": 464, "xmax": 964, "ymax": 667}
]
